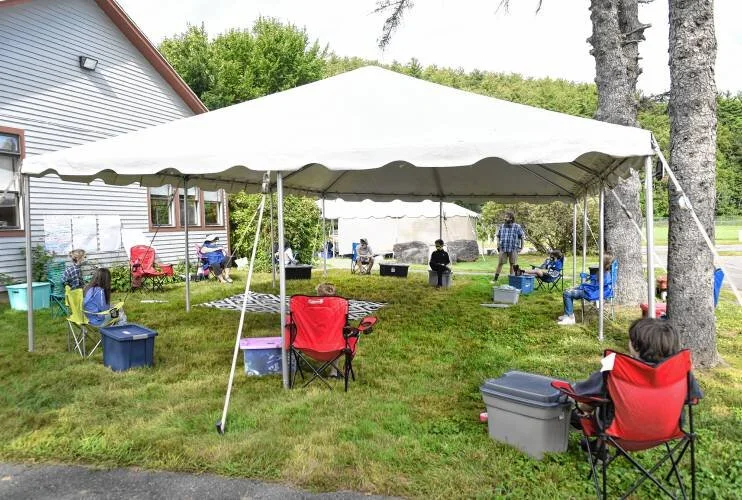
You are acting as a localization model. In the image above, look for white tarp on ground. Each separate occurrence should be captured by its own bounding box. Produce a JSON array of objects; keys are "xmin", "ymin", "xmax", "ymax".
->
[
  {"xmin": 22, "ymin": 66, "xmax": 654, "ymax": 202},
  {"xmin": 318, "ymin": 199, "xmax": 479, "ymax": 255}
]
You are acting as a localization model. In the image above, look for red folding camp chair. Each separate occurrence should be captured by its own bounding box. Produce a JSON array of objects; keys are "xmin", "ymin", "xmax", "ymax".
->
[
  {"xmin": 286, "ymin": 295, "xmax": 377, "ymax": 391},
  {"xmin": 552, "ymin": 350, "xmax": 698, "ymax": 499},
  {"xmin": 129, "ymin": 245, "xmax": 173, "ymax": 292}
]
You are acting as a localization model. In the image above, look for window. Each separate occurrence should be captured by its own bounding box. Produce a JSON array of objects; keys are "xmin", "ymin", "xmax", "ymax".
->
[
  {"xmin": 179, "ymin": 187, "xmax": 199, "ymax": 226},
  {"xmin": 203, "ymin": 190, "xmax": 223, "ymax": 226},
  {"xmin": 0, "ymin": 131, "xmax": 21, "ymax": 230},
  {"xmin": 149, "ymin": 185, "xmax": 174, "ymax": 226}
]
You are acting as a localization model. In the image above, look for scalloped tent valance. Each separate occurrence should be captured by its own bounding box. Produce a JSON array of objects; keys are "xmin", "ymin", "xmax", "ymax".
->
[{"xmin": 22, "ymin": 66, "xmax": 654, "ymax": 202}]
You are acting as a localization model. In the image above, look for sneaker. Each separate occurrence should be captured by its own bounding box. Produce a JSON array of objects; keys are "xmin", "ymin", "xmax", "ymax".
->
[
  {"xmin": 226, "ymin": 278, "xmax": 233, "ymax": 283},
  {"xmin": 557, "ymin": 315, "xmax": 576, "ymax": 325},
  {"xmin": 558, "ymin": 314, "xmax": 568, "ymax": 320}
]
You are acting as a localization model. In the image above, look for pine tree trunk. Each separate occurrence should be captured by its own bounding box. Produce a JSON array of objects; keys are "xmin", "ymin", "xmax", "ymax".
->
[
  {"xmin": 589, "ymin": 0, "xmax": 647, "ymax": 305},
  {"xmin": 667, "ymin": 0, "xmax": 719, "ymax": 368}
]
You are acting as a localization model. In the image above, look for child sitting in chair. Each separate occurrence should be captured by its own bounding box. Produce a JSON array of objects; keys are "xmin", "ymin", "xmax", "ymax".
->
[
  {"xmin": 571, "ymin": 318, "xmax": 702, "ymax": 417},
  {"xmin": 522, "ymin": 249, "xmax": 562, "ymax": 280},
  {"xmin": 316, "ymin": 282, "xmax": 340, "ymax": 377},
  {"xmin": 429, "ymin": 239, "xmax": 451, "ymax": 288},
  {"xmin": 83, "ymin": 268, "xmax": 126, "ymax": 326}
]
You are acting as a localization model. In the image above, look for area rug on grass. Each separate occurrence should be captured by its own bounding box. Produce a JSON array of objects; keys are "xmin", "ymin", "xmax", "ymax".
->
[{"xmin": 200, "ymin": 292, "xmax": 386, "ymax": 320}]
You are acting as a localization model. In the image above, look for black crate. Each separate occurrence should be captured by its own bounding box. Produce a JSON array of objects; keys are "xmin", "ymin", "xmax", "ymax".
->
[{"xmin": 379, "ymin": 263, "xmax": 409, "ymax": 278}]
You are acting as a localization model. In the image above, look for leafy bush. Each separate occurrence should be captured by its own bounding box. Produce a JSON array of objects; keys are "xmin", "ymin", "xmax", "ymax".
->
[
  {"xmin": 230, "ymin": 193, "xmax": 321, "ymax": 271},
  {"xmin": 19, "ymin": 245, "xmax": 56, "ymax": 282},
  {"xmin": 109, "ymin": 264, "xmax": 131, "ymax": 292}
]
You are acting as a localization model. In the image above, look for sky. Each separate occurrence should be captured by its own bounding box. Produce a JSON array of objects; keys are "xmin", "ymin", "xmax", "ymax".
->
[{"xmin": 118, "ymin": 0, "xmax": 742, "ymax": 95}]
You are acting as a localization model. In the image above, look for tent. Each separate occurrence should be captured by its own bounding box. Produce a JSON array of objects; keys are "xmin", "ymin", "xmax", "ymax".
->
[
  {"xmin": 318, "ymin": 199, "xmax": 479, "ymax": 256},
  {"xmin": 23, "ymin": 65, "xmax": 689, "ymax": 390}
]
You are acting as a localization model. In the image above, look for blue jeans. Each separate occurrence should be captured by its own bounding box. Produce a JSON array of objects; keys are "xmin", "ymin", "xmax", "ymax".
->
[{"xmin": 563, "ymin": 288, "xmax": 586, "ymax": 316}]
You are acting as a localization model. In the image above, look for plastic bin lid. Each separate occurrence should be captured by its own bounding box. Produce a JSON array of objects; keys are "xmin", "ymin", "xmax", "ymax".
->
[
  {"xmin": 100, "ymin": 323, "xmax": 158, "ymax": 341},
  {"xmin": 6, "ymin": 282, "xmax": 51, "ymax": 289},
  {"xmin": 481, "ymin": 371, "xmax": 568, "ymax": 408},
  {"xmin": 240, "ymin": 336, "xmax": 282, "ymax": 350}
]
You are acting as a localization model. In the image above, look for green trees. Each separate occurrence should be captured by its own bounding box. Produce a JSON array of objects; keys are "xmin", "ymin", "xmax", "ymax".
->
[
  {"xmin": 229, "ymin": 193, "xmax": 321, "ymax": 271},
  {"xmin": 160, "ymin": 18, "xmax": 327, "ymax": 110}
]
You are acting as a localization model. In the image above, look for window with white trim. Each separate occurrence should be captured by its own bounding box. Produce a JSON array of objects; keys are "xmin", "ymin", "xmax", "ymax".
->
[
  {"xmin": 0, "ymin": 133, "xmax": 21, "ymax": 230},
  {"xmin": 203, "ymin": 190, "xmax": 223, "ymax": 226},
  {"xmin": 149, "ymin": 185, "xmax": 174, "ymax": 226},
  {"xmin": 179, "ymin": 187, "xmax": 199, "ymax": 226}
]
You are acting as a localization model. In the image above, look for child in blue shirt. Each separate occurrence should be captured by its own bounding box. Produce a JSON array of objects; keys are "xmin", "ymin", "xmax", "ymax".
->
[{"xmin": 83, "ymin": 268, "xmax": 125, "ymax": 326}]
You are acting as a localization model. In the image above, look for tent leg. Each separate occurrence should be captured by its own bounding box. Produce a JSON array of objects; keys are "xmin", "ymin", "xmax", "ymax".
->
[
  {"xmin": 582, "ymin": 194, "xmax": 588, "ymax": 275},
  {"xmin": 598, "ymin": 184, "xmax": 605, "ymax": 342},
  {"xmin": 269, "ymin": 188, "xmax": 276, "ymax": 288},
  {"xmin": 277, "ymin": 173, "xmax": 289, "ymax": 389},
  {"xmin": 645, "ymin": 157, "xmax": 656, "ymax": 318},
  {"xmin": 572, "ymin": 201, "xmax": 577, "ymax": 286},
  {"xmin": 183, "ymin": 176, "xmax": 191, "ymax": 313},
  {"xmin": 439, "ymin": 200, "xmax": 443, "ymax": 240},
  {"xmin": 322, "ymin": 197, "xmax": 327, "ymax": 277},
  {"xmin": 23, "ymin": 174, "xmax": 34, "ymax": 352},
  {"xmin": 217, "ymin": 194, "xmax": 266, "ymax": 434}
]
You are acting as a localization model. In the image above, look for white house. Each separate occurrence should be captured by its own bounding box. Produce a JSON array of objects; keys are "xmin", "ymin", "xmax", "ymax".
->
[{"xmin": 0, "ymin": 0, "xmax": 228, "ymax": 284}]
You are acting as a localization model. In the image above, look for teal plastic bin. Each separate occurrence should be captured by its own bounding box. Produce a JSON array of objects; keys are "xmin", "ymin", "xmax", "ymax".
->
[{"xmin": 6, "ymin": 282, "xmax": 51, "ymax": 311}]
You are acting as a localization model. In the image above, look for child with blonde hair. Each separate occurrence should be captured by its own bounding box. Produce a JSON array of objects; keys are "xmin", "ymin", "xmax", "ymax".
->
[{"xmin": 62, "ymin": 249, "xmax": 86, "ymax": 290}]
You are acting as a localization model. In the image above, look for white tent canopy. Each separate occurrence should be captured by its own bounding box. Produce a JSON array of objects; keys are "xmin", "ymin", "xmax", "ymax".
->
[
  {"xmin": 23, "ymin": 66, "xmax": 654, "ymax": 201},
  {"xmin": 21, "ymin": 65, "xmax": 667, "ymax": 390}
]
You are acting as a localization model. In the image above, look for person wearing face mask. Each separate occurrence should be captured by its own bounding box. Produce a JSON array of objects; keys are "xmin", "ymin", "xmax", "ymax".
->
[{"xmin": 429, "ymin": 239, "xmax": 451, "ymax": 289}]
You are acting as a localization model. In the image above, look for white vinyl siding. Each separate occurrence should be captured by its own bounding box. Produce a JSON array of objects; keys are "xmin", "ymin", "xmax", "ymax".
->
[{"xmin": 0, "ymin": 0, "xmax": 225, "ymax": 283}]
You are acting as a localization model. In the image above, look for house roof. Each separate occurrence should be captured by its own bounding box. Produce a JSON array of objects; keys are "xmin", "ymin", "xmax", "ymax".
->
[{"xmin": 0, "ymin": 0, "xmax": 207, "ymax": 114}]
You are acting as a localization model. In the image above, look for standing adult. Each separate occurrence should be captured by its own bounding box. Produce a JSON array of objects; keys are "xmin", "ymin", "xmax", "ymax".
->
[{"xmin": 492, "ymin": 212, "xmax": 525, "ymax": 282}]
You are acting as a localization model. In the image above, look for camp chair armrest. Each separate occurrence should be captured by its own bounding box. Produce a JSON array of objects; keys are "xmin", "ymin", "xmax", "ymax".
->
[
  {"xmin": 357, "ymin": 316, "xmax": 377, "ymax": 334},
  {"xmin": 551, "ymin": 380, "xmax": 609, "ymax": 404},
  {"xmin": 343, "ymin": 325, "xmax": 360, "ymax": 339}
]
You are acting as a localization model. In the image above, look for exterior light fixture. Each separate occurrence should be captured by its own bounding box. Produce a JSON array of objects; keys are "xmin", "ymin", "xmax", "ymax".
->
[{"xmin": 79, "ymin": 56, "xmax": 98, "ymax": 71}]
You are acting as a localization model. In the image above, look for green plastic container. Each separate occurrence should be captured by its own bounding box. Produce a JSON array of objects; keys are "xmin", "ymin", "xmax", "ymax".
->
[{"xmin": 6, "ymin": 282, "xmax": 51, "ymax": 311}]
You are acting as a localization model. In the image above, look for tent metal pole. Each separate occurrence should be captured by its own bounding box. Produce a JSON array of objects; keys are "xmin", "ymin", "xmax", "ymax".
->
[
  {"xmin": 598, "ymin": 183, "xmax": 605, "ymax": 342},
  {"xmin": 439, "ymin": 200, "xmax": 443, "ymax": 240},
  {"xmin": 572, "ymin": 201, "xmax": 577, "ymax": 286},
  {"xmin": 322, "ymin": 197, "xmax": 327, "ymax": 276},
  {"xmin": 652, "ymin": 138, "xmax": 742, "ymax": 306},
  {"xmin": 277, "ymin": 173, "xmax": 289, "ymax": 389},
  {"xmin": 269, "ymin": 188, "xmax": 276, "ymax": 288},
  {"xmin": 183, "ymin": 177, "xmax": 191, "ymax": 313},
  {"xmin": 582, "ymin": 194, "xmax": 588, "ymax": 274},
  {"xmin": 645, "ymin": 157, "xmax": 656, "ymax": 318},
  {"xmin": 23, "ymin": 174, "xmax": 34, "ymax": 352}
]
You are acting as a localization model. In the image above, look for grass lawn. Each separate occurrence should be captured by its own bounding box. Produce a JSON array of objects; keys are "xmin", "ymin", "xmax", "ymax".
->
[
  {"xmin": 653, "ymin": 221, "xmax": 742, "ymax": 245},
  {"xmin": 1, "ymin": 270, "xmax": 740, "ymax": 498}
]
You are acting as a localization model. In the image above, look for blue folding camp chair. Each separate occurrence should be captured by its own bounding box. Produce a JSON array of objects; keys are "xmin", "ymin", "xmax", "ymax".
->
[
  {"xmin": 535, "ymin": 255, "xmax": 564, "ymax": 291},
  {"xmin": 46, "ymin": 260, "xmax": 69, "ymax": 318},
  {"xmin": 713, "ymin": 267, "xmax": 724, "ymax": 307},
  {"xmin": 581, "ymin": 259, "xmax": 618, "ymax": 323}
]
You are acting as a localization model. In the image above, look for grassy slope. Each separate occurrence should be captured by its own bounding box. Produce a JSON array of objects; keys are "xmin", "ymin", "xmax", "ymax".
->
[{"xmin": 0, "ymin": 269, "xmax": 739, "ymax": 498}]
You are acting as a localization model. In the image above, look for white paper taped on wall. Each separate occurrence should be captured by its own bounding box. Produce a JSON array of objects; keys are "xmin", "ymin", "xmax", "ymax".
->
[
  {"xmin": 72, "ymin": 216, "xmax": 98, "ymax": 252},
  {"xmin": 98, "ymin": 215, "xmax": 122, "ymax": 252},
  {"xmin": 43, "ymin": 215, "xmax": 73, "ymax": 254}
]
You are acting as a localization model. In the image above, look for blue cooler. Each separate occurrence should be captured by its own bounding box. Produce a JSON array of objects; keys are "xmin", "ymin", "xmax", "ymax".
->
[
  {"xmin": 99, "ymin": 324, "xmax": 157, "ymax": 372},
  {"xmin": 239, "ymin": 336, "xmax": 283, "ymax": 375},
  {"xmin": 508, "ymin": 275, "xmax": 535, "ymax": 295}
]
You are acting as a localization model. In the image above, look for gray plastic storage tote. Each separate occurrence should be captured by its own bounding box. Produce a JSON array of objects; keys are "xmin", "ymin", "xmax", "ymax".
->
[{"xmin": 480, "ymin": 371, "xmax": 571, "ymax": 459}]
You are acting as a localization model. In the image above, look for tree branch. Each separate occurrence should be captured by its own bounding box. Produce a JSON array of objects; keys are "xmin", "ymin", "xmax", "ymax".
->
[{"xmin": 374, "ymin": 0, "xmax": 414, "ymax": 49}]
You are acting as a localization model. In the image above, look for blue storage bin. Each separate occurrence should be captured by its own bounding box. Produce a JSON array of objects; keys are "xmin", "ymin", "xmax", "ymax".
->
[
  {"xmin": 99, "ymin": 324, "xmax": 157, "ymax": 372},
  {"xmin": 508, "ymin": 275, "xmax": 535, "ymax": 295},
  {"xmin": 6, "ymin": 282, "xmax": 51, "ymax": 311},
  {"xmin": 239, "ymin": 336, "xmax": 283, "ymax": 376}
]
